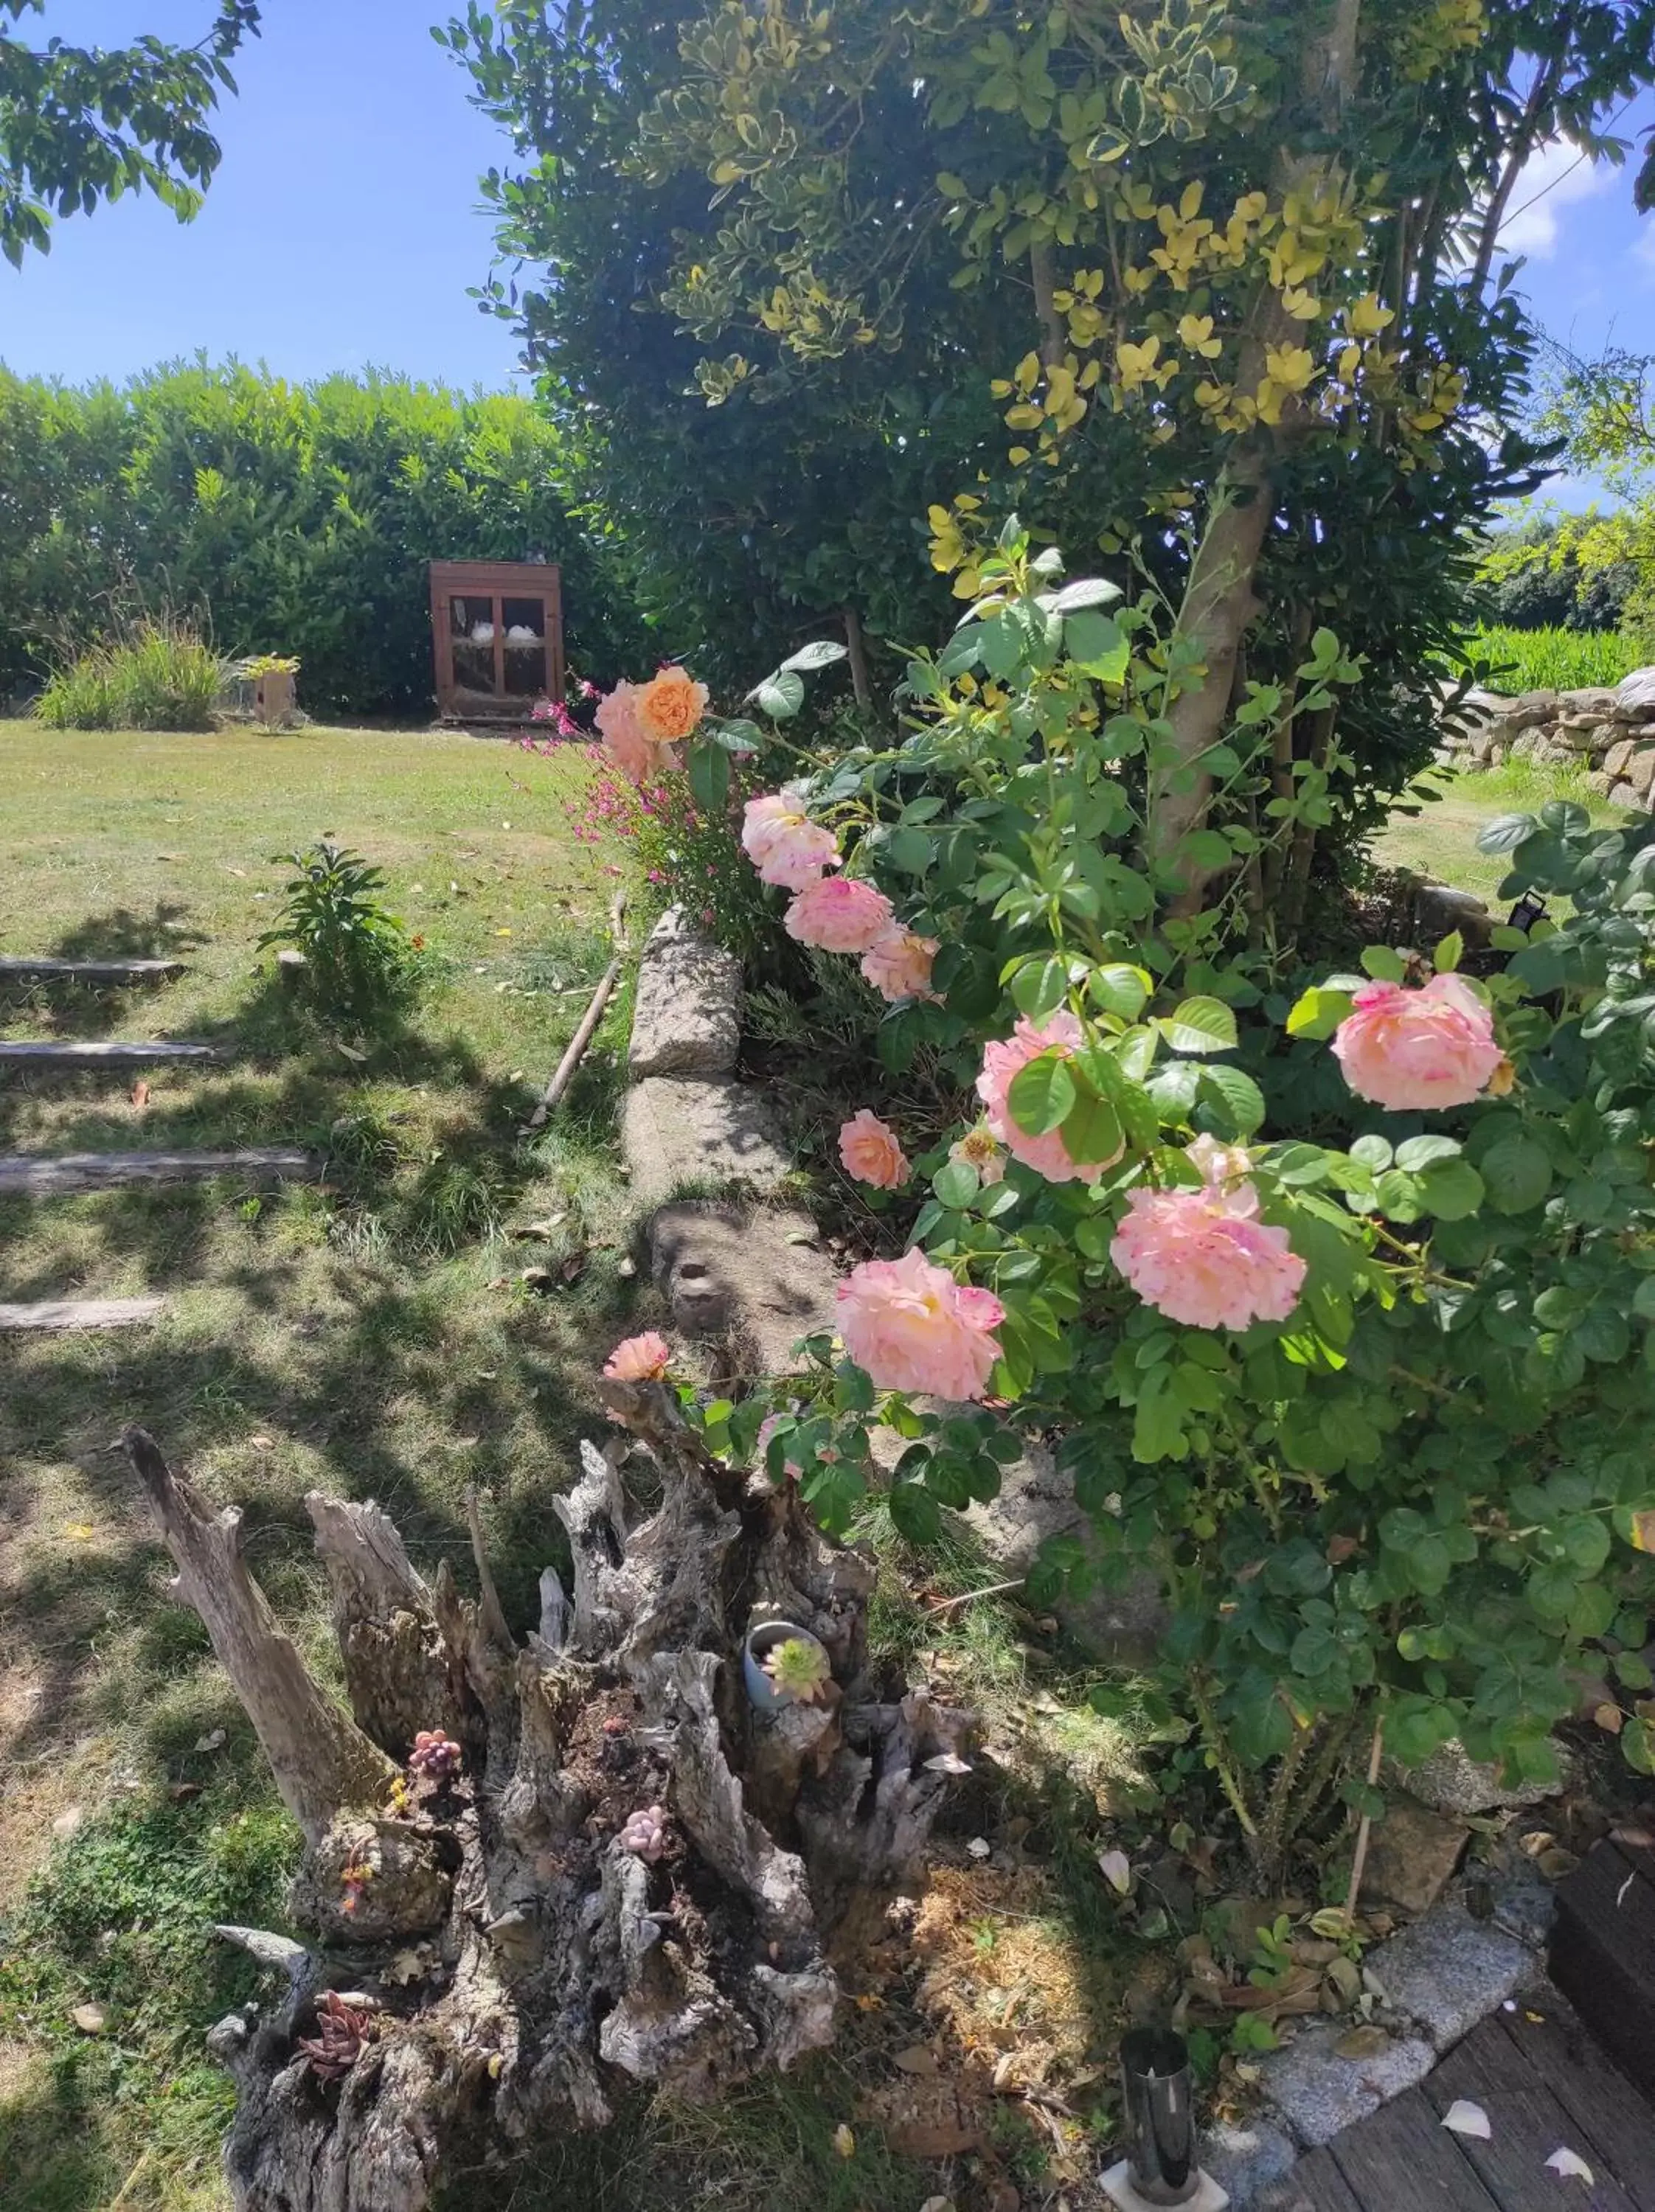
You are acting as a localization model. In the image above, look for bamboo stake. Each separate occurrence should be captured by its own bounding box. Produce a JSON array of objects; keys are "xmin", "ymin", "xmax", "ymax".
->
[
  {"xmin": 1342, "ymin": 1718, "xmax": 1387, "ymax": 1930},
  {"xmin": 524, "ymin": 892, "xmax": 628, "ymax": 1132}
]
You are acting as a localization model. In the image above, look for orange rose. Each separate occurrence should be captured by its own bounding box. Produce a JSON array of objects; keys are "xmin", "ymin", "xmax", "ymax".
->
[{"xmin": 635, "ymin": 665, "xmax": 709, "ymax": 745}]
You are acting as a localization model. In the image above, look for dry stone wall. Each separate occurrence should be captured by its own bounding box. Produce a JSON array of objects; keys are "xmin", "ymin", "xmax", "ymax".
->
[{"xmin": 1437, "ymin": 667, "xmax": 1655, "ymax": 806}]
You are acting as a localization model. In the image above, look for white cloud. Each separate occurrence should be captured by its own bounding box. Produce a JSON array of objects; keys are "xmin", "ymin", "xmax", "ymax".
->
[{"xmin": 1498, "ymin": 138, "xmax": 1612, "ymax": 259}]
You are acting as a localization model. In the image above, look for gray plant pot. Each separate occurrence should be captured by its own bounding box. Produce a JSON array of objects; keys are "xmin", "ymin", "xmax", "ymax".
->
[{"xmin": 743, "ymin": 1618, "xmax": 828, "ymax": 1713}]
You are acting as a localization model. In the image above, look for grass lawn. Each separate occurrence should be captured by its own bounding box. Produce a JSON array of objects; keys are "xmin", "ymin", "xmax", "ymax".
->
[
  {"xmin": 0, "ymin": 719, "xmax": 644, "ymax": 2208},
  {"xmin": 1371, "ymin": 757, "xmax": 1623, "ymax": 908},
  {"xmin": 0, "ymin": 720, "xmax": 1145, "ymax": 2212}
]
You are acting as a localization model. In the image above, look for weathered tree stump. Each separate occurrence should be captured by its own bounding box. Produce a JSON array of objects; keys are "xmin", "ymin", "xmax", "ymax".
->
[{"xmin": 124, "ymin": 1388, "xmax": 971, "ymax": 2212}]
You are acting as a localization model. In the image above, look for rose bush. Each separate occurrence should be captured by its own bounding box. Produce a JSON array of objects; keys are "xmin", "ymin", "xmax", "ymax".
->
[{"xmin": 649, "ymin": 523, "xmax": 1655, "ymax": 1868}]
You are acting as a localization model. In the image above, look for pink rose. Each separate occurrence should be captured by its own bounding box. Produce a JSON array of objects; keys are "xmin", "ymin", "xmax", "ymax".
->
[
  {"xmin": 742, "ymin": 792, "xmax": 841, "ymax": 890},
  {"xmin": 784, "ymin": 874, "xmax": 895, "ymax": 953},
  {"xmin": 976, "ymin": 1010, "xmax": 1114, "ymax": 1185},
  {"xmin": 839, "ymin": 1108, "xmax": 910, "ymax": 1189},
  {"xmin": 596, "ymin": 682, "xmax": 679, "ymax": 785},
  {"xmin": 1110, "ymin": 1184, "xmax": 1306, "ymax": 1331},
  {"xmin": 861, "ymin": 927, "xmax": 941, "ymax": 1002},
  {"xmin": 836, "ymin": 1248, "xmax": 1005, "ymax": 1401},
  {"xmin": 1330, "ymin": 973, "xmax": 1502, "ymax": 1113},
  {"xmin": 603, "ymin": 1331, "xmax": 673, "ymax": 1381}
]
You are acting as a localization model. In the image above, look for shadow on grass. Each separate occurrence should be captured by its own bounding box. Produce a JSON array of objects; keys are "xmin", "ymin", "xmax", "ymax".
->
[{"xmin": 0, "ymin": 902, "xmax": 209, "ymax": 1042}]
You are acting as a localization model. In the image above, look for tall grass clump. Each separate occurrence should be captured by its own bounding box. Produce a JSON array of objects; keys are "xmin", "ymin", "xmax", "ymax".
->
[
  {"xmin": 35, "ymin": 614, "xmax": 224, "ymax": 731},
  {"xmin": 1468, "ymin": 623, "xmax": 1642, "ymax": 696}
]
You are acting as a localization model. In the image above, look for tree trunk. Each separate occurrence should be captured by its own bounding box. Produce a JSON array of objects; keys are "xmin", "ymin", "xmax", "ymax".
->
[
  {"xmin": 123, "ymin": 1399, "xmax": 970, "ymax": 2212},
  {"xmin": 1146, "ymin": 0, "xmax": 1363, "ymax": 905}
]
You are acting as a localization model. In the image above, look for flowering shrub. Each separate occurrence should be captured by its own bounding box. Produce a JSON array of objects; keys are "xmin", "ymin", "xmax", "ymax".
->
[{"xmin": 657, "ymin": 525, "xmax": 1655, "ymax": 1861}]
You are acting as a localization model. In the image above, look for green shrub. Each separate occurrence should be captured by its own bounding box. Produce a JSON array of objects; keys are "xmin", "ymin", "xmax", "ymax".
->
[
  {"xmin": 34, "ymin": 614, "xmax": 223, "ymax": 730},
  {"xmin": 1468, "ymin": 624, "xmax": 1642, "ymax": 695}
]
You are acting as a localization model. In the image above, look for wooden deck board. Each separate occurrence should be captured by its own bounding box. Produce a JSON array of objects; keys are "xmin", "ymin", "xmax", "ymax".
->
[
  {"xmin": 0, "ymin": 1149, "xmax": 319, "ymax": 1194},
  {"xmin": 0, "ymin": 957, "xmax": 185, "ymax": 983},
  {"xmin": 1494, "ymin": 2008, "xmax": 1655, "ymax": 2212},
  {"xmin": 1422, "ymin": 2020, "xmax": 1641, "ymax": 2212},
  {"xmin": 1552, "ymin": 1837, "xmax": 1655, "ymax": 2099},
  {"xmin": 1300, "ymin": 1988, "xmax": 1655, "ymax": 2212},
  {"xmin": 1259, "ymin": 2145, "xmax": 1365, "ymax": 2211},
  {"xmin": 0, "ymin": 1040, "xmax": 220, "ymax": 1067},
  {"xmin": 0, "ymin": 1296, "xmax": 167, "ymax": 1332}
]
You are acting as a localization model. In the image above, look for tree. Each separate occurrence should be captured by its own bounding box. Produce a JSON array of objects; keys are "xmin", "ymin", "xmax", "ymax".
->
[
  {"xmin": 0, "ymin": 0, "xmax": 260, "ymax": 265},
  {"xmin": 445, "ymin": 0, "xmax": 1655, "ymax": 932}
]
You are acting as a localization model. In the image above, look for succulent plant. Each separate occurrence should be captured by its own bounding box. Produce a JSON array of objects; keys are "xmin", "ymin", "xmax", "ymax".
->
[
  {"xmin": 408, "ymin": 1730, "xmax": 462, "ymax": 1781},
  {"xmin": 618, "ymin": 1804, "xmax": 670, "ymax": 1861},
  {"xmin": 763, "ymin": 1635, "xmax": 833, "ymax": 1704},
  {"xmin": 296, "ymin": 1991, "xmax": 378, "ymax": 2081}
]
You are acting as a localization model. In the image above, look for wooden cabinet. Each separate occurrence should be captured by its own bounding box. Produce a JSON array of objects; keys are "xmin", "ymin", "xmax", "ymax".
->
[{"xmin": 429, "ymin": 560, "xmax": 564, "ymax": 721}]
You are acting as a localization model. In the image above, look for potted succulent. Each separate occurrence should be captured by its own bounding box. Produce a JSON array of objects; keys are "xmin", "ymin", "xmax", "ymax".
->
[{"xmin": 743, "ymin": 1618, "xmax": 833, "ymax": 1712}]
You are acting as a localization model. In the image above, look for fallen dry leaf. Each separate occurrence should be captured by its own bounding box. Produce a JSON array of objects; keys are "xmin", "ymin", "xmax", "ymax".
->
[
  {"xmin": 831, "ymin": 2123, "xmax": 856, "ymax": 2159},
  {"xmin": 1097, "ymin": 1849, "xmax": 1132, "ymax": 1896},
  {"xmin": 336, "ymin": 1042, "xmax": 368, "ymax": 1064},
  {"xmin": 1336, "ymin": 2025, "xmax": 1393, "ymax": 2062},
  {"xmin": 192, "ymin": 1728, "xmax": 227, "ymax": 1753},
  {"xmin": 248, "ymin": 1435, "xmax": 275, "ymax": 1451},
  {"xmin": 130, "ymin": 1079, "xmax": 150, "ymax": 1109},
  {"xmin": 917, "ymin": 2198, "xmax": 956, "ymax": 2212},
  {"xmin": 892, "ymin": 2045, "xmax": 940, "ymax": 2077},
  {"xmin": 1592, "ymin": 1702, "xmax": 1625, "ymax": 1734},
  {"xmin": 1546, "ymin": 2148, "xmax": 1595, "ymax": 2183},
  {"xmin": 384, "ymin": 1948, "xmax": 431, "ymax": 1987},
  {"xmin": 62, "ymin": 1521, "xmax": 95, "ymax": 1542},
  {"xmin": 1440, "ymin": 2099, "xmax": 1491, "ymax": 2140},
  {"xmin": 1611, "ymin": 1824, "xmax": 1655, "ymax": 1848},
  {"xmin": 52, "ymin": 1806, "xmax": 84, "ymax": 1840},
  {"xmin": 966, "ymin": 1837, "xmax": 992, "ymax": 1861},
  {"xmin": 72, "ymin": 2003, "xmax": 108, "ymax": 2034}
]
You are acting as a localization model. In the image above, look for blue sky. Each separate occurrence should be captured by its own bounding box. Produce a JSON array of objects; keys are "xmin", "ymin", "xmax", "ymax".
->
[
  {"xmin": 3, "ymin": 6, "xmax": 1655, "ymax": 506},
  {"xmin": 0, "ymin": 0, "xmax": 524, "ymax": 391}
]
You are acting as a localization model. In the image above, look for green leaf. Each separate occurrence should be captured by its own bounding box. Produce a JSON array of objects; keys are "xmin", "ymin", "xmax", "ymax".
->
[
  {"xmin": 1360, "ymin": 946, "xmax": 1407, "ymax": 983},
  {"xmin": 781, "ymin": 639, "xmax": 848, "ymax": 672},
  {"xmin": 1479, "ymin": 1133, "xmax": 1552, "ymax": 1215},
  {"xmin": 888, "ymin": 1481, "xmax": 942, "ymax": 1545},
  {"xmin": 688, "ymin": 740, "xmax": 730, "ymax": 814},
  {"xmin": 1199, "ymin": 1063, "xmax": 1265, "ymax": 1136},
  {"xmin": 1290, "ymin": 1625, "xmax": 1337, "ymax": 1677},
  {"xmin": 753, "ymin": 667, "xmax": 806, "ymax": 720},
  {"xmin": 1051, "ymin": 577, "xmax": 1123, "ymax": 612},
  {"xmin": 1061, "ymin": 1088, "xmax": 1123, "ymax": 1165},
  {"xmin": 1010, "ymin": 956, "xmax": 1070, "ymax": 1019},
  {"xmin": 1416, "ymin": 1158, "xmax": 1485, "ymax": 1220},
  {"xmin": 1154, "ymin": 996, "xmax": 1238, "ymax": 1055},
  {"xmin": 1007, "ymin": 1051, "xmax": 1077, "ymax": 1135},
  {"xmin": 933, "ymin": 1159, "xmax": 979, "ymax": 1209},
  {"xmin": 1477, "ymin": 812, "xmax": 1538, "ymax": 855},
  {"xmin": 1181, "ymin": 828, "xmax": 1235, "ymax": 874},
  {"xmin": 1286, "ymin": 985, "xmax": 1353, "ymax": 1040},
  {"xmin": 1433, "ymin": 931, "xmax": 1463, "ymax": 973},
  {"xmin": 1395, "ymin": 1135, "xmax": 1460, "ymax": 1172},
  {"xmin": 1064, "ymin": 609, "xmax": 1130, "ymax": 681},
  {"xmin": 1087, "ymin": 963, "xmax": 1151, "ymax": 1020}
]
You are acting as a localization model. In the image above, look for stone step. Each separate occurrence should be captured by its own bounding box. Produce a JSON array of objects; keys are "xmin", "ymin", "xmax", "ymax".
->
[
  {"xmin": 0, "ymin": 1148, "xmax": 320, "ymax": 1196},
  {"xmin": 0, "ymin": 1040, "xmax": 221, "ymax": 1068},
  {"xmin": 0, "ymin": 957, "xmax": 187, "ymax": 984},
  {"xmin": 0, "ymin": 1295, "xmax": 168, "ymax": 1332}
]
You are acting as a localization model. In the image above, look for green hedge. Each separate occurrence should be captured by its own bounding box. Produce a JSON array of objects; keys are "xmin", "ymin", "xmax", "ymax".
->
[{"xmin": 0, "ymin": 361, "xmax": 642, "ymax": 718}]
